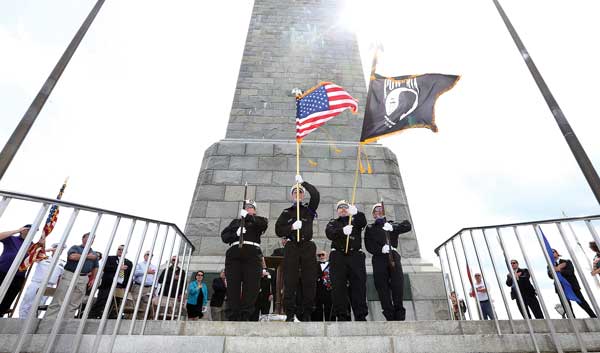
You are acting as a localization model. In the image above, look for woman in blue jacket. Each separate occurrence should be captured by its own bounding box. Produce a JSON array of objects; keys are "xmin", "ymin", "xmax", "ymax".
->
[{"xmin": 187, "ymin": 271, "xmax": 208, "ymax": 320}]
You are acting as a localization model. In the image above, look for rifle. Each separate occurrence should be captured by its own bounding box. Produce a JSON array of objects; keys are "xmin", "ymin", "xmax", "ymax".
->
[
  {"xmin": 380, "ymin": 200, "xmax": 396, "ymax": 270},
  {"xmin": 239, "ymin": 182, "xmax": 248, "ymax": 248}
]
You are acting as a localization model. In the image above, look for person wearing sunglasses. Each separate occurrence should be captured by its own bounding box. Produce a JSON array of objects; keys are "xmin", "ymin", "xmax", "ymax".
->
[{"xmin": 505, "ymin": 259, "xmax": 543, "ymax": 319}]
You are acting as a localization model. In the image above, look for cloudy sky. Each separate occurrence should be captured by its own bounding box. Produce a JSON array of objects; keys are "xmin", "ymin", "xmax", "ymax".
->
[{"xmin": 1, "ymin": 0, "xmax": 600, "ymax": 284}]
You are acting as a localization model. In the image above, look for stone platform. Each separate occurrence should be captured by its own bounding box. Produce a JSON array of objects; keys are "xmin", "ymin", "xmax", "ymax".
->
[{"xmin": 1, "ymin": 319, "xmax": 599, "ymax": 352}]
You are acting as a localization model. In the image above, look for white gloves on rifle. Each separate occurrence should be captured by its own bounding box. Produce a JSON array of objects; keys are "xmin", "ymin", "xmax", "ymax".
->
[
  {"xmin": 343, "ymin": 225, "xmax": 353, "ymax": 235},
  {"xmin": 292, "ymin": 220, "xmax": 303, "ymax": 230},
  {"xmin": 236, "ymin": 227, "xmax": 247, "ymax": 236},
  {"xmin": 295, "ymin": 174, "xmax": 303, "ymax": 184},
  {"xmin": 240, "ymin": 209, "xmax": 248, "ymax": 218},
  {"xmin": 382, "ymin": 222, "xmax": 393, "ymax": 232},
  {"xmin": 348, "ymin": 205, "xmax": 358, "ymax": 216},
  {"xmin": 382, "ymin": 244, "xmax": 390, "ymax": 254}
]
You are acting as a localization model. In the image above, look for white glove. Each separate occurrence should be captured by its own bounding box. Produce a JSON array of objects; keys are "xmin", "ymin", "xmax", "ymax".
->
[
  {"xmin": 295, "ymin": 174, "xmax": 303, "ymax": 184},
  {"xmin": 202, "ymin": 306, "xmax": 208, "ymax": 313},
  {"xmin": 382, "ymin": 244, "xmax": 390, "ymax": 254},
  {"xmin": 240, "ymin": 209, "xmax": 248, "ymax": 218},
  {"xmin": 348, "ymin": 205, "xmax": 358, "ymax": 216},
  {"xmin": 382, "ymin": 222, "xmax": 393, "ymax": 232},
  {"xmin": 236, "ymin": 227, "xmax": 247, "ymax": 236},
  {"xmin": 292, "ymin": 220, "xmax": 303, "ymax": 230},
  {"xmin": 343, "ymin": 225, "xmax": 353, "ymax": 235}
]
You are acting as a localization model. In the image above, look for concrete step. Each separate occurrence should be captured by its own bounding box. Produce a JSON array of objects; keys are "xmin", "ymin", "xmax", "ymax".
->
[
  {"xmin": 0, "ymin": 319, "xmax": 599, "ymax": 353},
  {"xmin": 0, "ymin": 332, "xmax": 599, "ymax": 353}
]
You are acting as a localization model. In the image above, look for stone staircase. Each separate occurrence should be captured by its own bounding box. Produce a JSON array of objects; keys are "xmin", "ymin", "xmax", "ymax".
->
[{"xmin": 1, "ymin": 319, "xmax": 599, "ymax": 353}]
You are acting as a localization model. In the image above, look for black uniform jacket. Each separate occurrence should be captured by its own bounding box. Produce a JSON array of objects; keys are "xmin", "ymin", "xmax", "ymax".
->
[
  {"xmin": 221, "ymin": 214, "xmax": 268, "ymax": 245},
  {"xmin": 100, "ymin": 255, "xmax": 133, "ymax": 289},
  {"xmin": 364, "ymin": 218, "xmax": 411, "ymax": 256},
  {"xmin": 275, "ymin": 181, "xmax": 320, "ymax": 241},
  {"xmin": 506, "ymin": 268, "xmax": 537, "ymax": 299},
  {"xmin": 547, "ymin": 258, "xmax": 581, "ymax": 292},
  {"xmin": 325, "ymin": 212, "xmax": 367, "ymax": 252}
]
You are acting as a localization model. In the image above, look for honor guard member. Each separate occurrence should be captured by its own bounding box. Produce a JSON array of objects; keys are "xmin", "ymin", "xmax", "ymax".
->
[
  {"xmin": 275, "ymin": 175, "xmax": 320, "ymax": 322},
  {"xmin": 325, "ymin": 200, "xmax": 368, "ymax": 321},
  {"xmin": 364, "ymin": 203, "xmax": 411, "ymax": 321},
  {"xmin": 221, "ymin": 200, "xmax": 268, "ymax": 321}
]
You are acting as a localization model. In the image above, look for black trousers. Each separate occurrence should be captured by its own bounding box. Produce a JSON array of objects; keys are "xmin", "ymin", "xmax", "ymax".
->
[
  {"xmin": 0, "ymin": 272, "xmax": 25, "ymax": 316},
  {"xmin": 558, "ymin": 288, "xmax": 597, "ymax": 318},
  {"xmin": 372, "ymin": 252, "xmax": 405, "ymax": 321},
  {"xmin": 515, "ymin": 294, "xmax": 544, "ymax": 319},
  {"xmin": 225, "ymin": 245, "xmax": 262, "ymax": 321},
  {"xmin": 283, "ymin": 240, "xmax": 317, "ymax": 318},
  {"xmin": 89, "ymin": 287, "xmax": 111, "ymax": 318},
  {"xmin": 312, "ymin": 284, "xmax": 332, "ymax": 321},
  {"xmin": 329, "ymin": 250, "xmax": 368, "ymax": 321}
]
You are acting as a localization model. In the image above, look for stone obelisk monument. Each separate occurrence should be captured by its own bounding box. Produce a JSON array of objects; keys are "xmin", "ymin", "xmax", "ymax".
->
[{"xmin": 185, "ymin": 0, "xmax": 447, "ymax": 320}]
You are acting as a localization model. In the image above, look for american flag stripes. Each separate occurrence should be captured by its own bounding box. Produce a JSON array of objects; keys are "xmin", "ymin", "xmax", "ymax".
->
[
  {"xmin": 19, "ymin": 180, "xmax": 67, "ymax": 272},
  {"xmin": 295, "ymin": 82, "xmax": 358, "ymax": 142}
]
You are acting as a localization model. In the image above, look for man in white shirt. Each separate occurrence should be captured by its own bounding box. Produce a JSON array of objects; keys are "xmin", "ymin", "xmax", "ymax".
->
[
  {"xmin": 470, "ymin": 273, "xmax": 495, "ymax": 320},
  {"xmin": 131, "ymin": 251, "xmax": 157, "ymax": 319},
  {"xmin": 19, "ymin": 243, "xmax": 65, "ymax": 318}
]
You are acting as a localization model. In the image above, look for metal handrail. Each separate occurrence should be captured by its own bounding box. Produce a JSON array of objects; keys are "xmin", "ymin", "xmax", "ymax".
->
[
  {"xmin": 434, "ymin": 214, "xmax": 600, "ymax": 254},
  {"xmin": 0, "ymin": 190, "xmax": 195, "ymax": 251}
]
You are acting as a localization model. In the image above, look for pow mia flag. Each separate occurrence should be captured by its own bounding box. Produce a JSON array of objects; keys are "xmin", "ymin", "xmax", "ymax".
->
[{"xmin": 360, "ymin": 73, "xmax": 459, "ymax": 143}]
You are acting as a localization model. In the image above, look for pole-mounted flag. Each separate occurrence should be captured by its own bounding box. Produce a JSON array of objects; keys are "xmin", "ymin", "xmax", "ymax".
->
[
  {"xmin": 19, "ymin": 178, "xmax": 68, "ymax": 271},
  {"xmin": 360, "ymin": 73, "xmax": 459, "ymax": 143}
]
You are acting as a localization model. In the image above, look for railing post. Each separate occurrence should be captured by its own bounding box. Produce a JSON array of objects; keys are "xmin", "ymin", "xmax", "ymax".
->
[
  {"xmin": 443, "ymin": 245, "xmax": 465, "ymax": 320},
  {"xmin": 586, "ymin": 220, "xmax": 600, "ymax": 250},
  {"xmin": 495, "ymin": 227, "xmax": 539, "ymax": 353},
  {"xmin": 0, "ymin": 196, "xmax": 11, "ymax": 218},
  {"xmin": 128, "ymin": 224, "xmax": 163, "ymax": 334},
  {"xmin": 140, "ymin": 226, "xmax": 171, "ymax": 335},
  {"xmin": 13, "ymin": 209, "xmax": 79, "ymax": 353},
  {"xmin": 451, "ymin": 238, "xmax": 479, "ymax": 320},
  {"xmin": 458, "ymin": 232, "xmax": 484, "ymax": 320},
  {"xmin": 163, "ymin": 239, "xmax": 183, "ymax": 320},
  {"xmin": 555, "ymin": 222, "xmax": 600, "ymax": 317},
  {"xmin": 513, "ymin": 226, "xmax": 563, "ymax": 353},
  {"xmin": 90, "ymin": 220, "xmax": 137, "ymax": 352},
  {"xmin": 42, "ymin": 213, "xmax": 103, "ymax": 353},
  {"xmin": 105, "ymin": 221, "xmax": 150, "ymax": 353},
  {"xmin": 468, "ymin": 230, "xmax": 501, "ymax": 335},
  {"xmin": 154, "ymin": 232, "xmax": 178, "ymax": 320},
  {"xmin": 534, "ymin": 224, "xmax": 588, "ymax": 353},
  {"xmin": 0, "ymin": 203, "xmax": 48, "ymax": 304},
  {"xmin": 71, "ymin": 217, "xmax": 121, "ymax": 353},
  {"xmin": 436, "ymin": 250, "xmax": 454, "ymax": 319},
  {"xmin": 171, "ymin": 242, "xmax": 187, "ymax": 320},
  {"xmin": 177, "ymin": 245, "xmax": 193, "ymax": 322},
  {"xmin": 482, "ymin": 228, "xmax": 516, "ymax": 333}
]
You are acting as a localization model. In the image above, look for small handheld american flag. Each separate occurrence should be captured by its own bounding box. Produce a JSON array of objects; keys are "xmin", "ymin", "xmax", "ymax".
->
[
  {"xmin": 19, "ymin": 178, "xmax": 68, "ymax": 271},
  {"xmin": 295, "ymin": 82, "xmax": 358, "ymax": 142}
]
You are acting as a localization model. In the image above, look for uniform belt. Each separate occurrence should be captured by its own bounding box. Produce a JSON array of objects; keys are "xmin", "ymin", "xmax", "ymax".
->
[
  {"xmin": 331, "ymin": 248, "xmax": 362, "ymax": 253},
  {"xmin": 230, "ymin": 241, "xmax": 261, "ymax": 248}
]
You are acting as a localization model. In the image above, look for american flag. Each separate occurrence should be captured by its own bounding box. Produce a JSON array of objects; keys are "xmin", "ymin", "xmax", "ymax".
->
[
  {"xmin": 296, "ymin": 82, "xmax": 358, "ymax": 142},
  {"xmin": 19, "ymin": 179, "xmax": 68, "ymax": 271}
]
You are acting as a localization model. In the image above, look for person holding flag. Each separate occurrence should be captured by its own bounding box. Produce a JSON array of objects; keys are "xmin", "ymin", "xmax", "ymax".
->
[
  {"xmin": 548, "ymin": 248, "xmax": 596, "ymax": 318},
  {"xmin": 221, "ymin": 199, "xmax": 268, "ymax": 321},
  {"xmin": 325, "ymin": 200, "xmax": 368, "ymax": 321},
  {"xmin": 275, "ymin": 175, "xmax": 320, "ymax": 322},
  {"xmin": 0, "ymin": 225, "xmax": 32, "ymax": 316},
  {"xmin": 364, "ymin": 203, "xmax": 412, "ymax": 321}
]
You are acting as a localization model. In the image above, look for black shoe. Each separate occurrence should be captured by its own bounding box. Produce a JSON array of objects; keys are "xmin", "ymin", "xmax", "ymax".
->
[{"xmin": 286, "ymin": 315, "xmax": 295, "ymax": 322}]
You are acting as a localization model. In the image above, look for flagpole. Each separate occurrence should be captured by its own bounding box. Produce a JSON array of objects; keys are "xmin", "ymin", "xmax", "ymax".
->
[
  {"xmin": 296, "ymin": 141, "xmax": 301, "ymax": 242},
  {"xmin": 345, "ymin": 143, "xmax": 362, "ymax": 253},
  {"xmin": 493, "ymin": 0, "xmax": 600, "ymax": 206},
  {"xmin": 0, "ymin": 0, "xmax": 106, "ymax": 181}
]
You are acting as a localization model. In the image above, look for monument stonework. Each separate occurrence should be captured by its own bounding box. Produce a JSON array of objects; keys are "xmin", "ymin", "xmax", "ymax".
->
[{"xmin": 184, "ymin": 0, "xmax": 447, "ymax": 320}]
